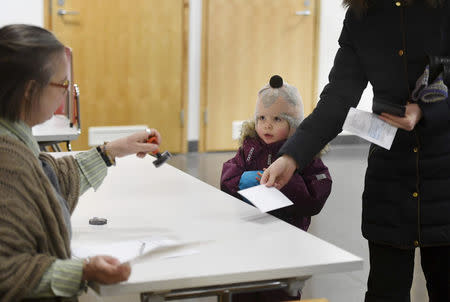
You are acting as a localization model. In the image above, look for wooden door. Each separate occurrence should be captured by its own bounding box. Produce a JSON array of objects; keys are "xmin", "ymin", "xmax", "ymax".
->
[
  {"xmin": 200, "ymin": 0, "xmax": 320, "ymax": 151},
  {"xmin": 45, "ymin": 0, "xmax": 188, "ymax": 152}
]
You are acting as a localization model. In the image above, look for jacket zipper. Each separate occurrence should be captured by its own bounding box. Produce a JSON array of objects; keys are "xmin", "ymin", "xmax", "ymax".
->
[
  {"xmin": 414, "ymin": 130, "xmax": 421, "ymax": 245},
  {"xmin": 400, "ymin": 3, "xmax": 421, "ymax": 246},
  {"xmin": 267, "ymin": 153, "xmax": 272, "ymax": 166},
  {"xmin": 399, "ymin": 3, "xmax": 410, "ymax": 103}
]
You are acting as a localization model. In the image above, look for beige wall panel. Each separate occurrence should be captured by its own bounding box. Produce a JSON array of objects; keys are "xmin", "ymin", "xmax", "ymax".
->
[
  {"xmin": 202, "ymin": 0, "xmax": 318, "ymax": 151},
  {"xmin": 48, "ymin": 0, "xmax": 187, "ymax": 152}
]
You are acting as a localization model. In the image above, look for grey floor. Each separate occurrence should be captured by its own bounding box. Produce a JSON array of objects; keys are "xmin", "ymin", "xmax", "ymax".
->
[{"xmin": 81, "ymin": 143, "xmax": 429, "ymax": 302}]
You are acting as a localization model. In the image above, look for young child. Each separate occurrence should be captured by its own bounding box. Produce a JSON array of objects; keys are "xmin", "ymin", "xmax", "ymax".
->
[
  {"xmin": 221, "ymin": 74, "xmax": 332, "ymax": 229},
  {"xmin": 220, "ymin": 75, "xmax": 332, "ymax": 301}
]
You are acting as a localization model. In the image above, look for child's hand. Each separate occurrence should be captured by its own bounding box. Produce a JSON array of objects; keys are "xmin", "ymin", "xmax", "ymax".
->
[
  {"xmin": 239, "ymin": 170, "xmax": 264, "ymax": 190},
  {"xmin": 255, "ymin": 169, "xmax": 265, "ymax": 183}
]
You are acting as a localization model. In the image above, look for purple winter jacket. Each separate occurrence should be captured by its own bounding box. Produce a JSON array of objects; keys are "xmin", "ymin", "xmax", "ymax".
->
[{"xmin": 220, "ymin": 136, "xmax": 332, "ymax": 231}]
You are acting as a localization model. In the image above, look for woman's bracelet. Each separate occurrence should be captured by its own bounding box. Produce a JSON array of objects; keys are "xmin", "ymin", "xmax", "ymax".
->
[
  {"xmin": 80, "ymin": 257, "xmax": 91, "ymax": 292},
  {"xmin": 96, "ymin": 142, "xmax": 116, "ymax": 167},
  {"xmin": 103, "ymin": 142, "xmax": 116, "ymax": 166}
]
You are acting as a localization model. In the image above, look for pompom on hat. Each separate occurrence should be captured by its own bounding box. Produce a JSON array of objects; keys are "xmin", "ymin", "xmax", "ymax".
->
[{"xmin": 269, "ymin": 75, "xmax": 283, "ymax": 88}]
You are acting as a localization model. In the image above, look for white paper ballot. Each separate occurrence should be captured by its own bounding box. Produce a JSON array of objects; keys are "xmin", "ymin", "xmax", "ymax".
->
[
  {"xmin": 238, "ymin": 185, "xmax": 293, "ymax": 212},
  {"xmin": 71, "ymin": 237, "xmax": 179, "ymax": 263},
  {"xmin": 343, "ymin": 107, "xmax": 397, "ymax": 150}
]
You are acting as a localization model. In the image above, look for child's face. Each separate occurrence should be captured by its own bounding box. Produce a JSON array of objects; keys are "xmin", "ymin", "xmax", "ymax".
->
[{"xmin": 255, "ymin": 97, "xmax": 290, "ymax": 144}]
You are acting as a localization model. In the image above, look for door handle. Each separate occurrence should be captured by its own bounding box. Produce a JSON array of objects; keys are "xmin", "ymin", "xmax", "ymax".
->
[
  {"xmin": 57, "ymin": 9, "xmax": 80, "ymax": 16},
  {"xmin": 295, "ymin": 10, "xmax": 311, "ymax": 16}
]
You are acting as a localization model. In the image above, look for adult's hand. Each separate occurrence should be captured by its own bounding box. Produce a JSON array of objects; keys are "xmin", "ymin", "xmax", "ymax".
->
[
  {"xmin": 105, "ymin": 128, "xmax": 161, "ymax": 159},
  {"xmin": 82, "ymin": 255, "xmax": 131, "ymax": 284},
  {"xmin": 260, "ymin": 155, "xmax": 298, "ymax": 189},
  {"xmin": 378, "ymin": 103, "xmax": 422, "ymax": 131}
]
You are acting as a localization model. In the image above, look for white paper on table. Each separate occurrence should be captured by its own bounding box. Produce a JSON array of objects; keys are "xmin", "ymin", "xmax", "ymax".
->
[
  {"xmin": 71, "ymin": 237, "xmax": 180, "ymax": 263},
  {"xmin": 238, "ymin": 185, "xmax": 293, "ymax": 212},
  {"xmin": 343, "ymin": 107, "xmax": 398, "ymax": 150},
  {"xmin": 160, "ymin": 249, "xmax": 199, "ymax": 259}
]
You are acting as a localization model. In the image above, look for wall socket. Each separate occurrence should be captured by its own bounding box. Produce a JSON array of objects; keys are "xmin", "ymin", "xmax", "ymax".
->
[{"xmin": 232, "ymin": 120, "xmax": 245, "ymax": 140}]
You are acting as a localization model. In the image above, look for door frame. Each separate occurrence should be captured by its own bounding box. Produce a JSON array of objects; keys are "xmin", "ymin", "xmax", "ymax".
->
[
  {"xmin": 44, "ymin": 0, "xmax": 189, "ymax": 153},
  {"xmin": 199, "ymin": 0, "xmax": 322, "ymax": 152}
]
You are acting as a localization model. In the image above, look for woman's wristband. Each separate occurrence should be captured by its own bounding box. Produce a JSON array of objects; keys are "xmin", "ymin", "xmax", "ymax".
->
[
  {"xmin": 96, "ymin": 142, "xmax": 116, "ymax": 167},
  {"xmin": 81, "ymin": 257, "xmax": 91, "ymax": 292}
]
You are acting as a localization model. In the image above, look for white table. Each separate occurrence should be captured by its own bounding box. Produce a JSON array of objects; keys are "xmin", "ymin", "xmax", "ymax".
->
[
  {"xmin": 71, "ymin": 155, "xmax": 362, "ymax": 301},
  {"xmin": 32, "ymin": 115, "xmax": 80, "ymax": 151}
]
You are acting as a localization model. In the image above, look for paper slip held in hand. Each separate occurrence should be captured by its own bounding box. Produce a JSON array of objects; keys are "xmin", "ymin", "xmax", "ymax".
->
[
  {"xmin": 238, "ymin": 185, "xmax": 293, "ymax": 212},
  {"xmin": 343, "ymin": 107, "xmax": 397, "ymax": 150},
  {"xmin": 72, "ymin": 237, "xmax": 181, "ymax": 263}
]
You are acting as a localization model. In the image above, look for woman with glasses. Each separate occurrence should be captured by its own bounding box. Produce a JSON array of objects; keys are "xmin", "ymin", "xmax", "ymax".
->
[{"xmin": 0, "ymin": 24, "xmax": 162, "ymax": 302}]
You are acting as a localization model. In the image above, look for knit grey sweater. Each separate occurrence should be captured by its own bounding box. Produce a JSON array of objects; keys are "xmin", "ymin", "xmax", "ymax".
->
[{"xmin": 0, "ymin": 135, "xmax": 80, "ymax": 302}]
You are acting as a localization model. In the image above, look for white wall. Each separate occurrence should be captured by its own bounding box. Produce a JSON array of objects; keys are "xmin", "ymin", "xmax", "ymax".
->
[
  {"xmin": 187, "ymin": 0, "xmax": 203, "ymax": 142},
  {"xmin": 0, "ymin": 0, "xmax": 43, "ymax": 27},
  {"xmin": 317, "ymin": 0, "xmax": 372, "ymax": 114},
  {"xmin": 0, "ymin": 0, "xmax": 372, "ymax": 141}
]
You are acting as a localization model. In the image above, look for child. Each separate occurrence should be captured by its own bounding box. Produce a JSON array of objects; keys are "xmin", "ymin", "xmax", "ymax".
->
[
  {"xmin": 220, "ymin": 75, "xmax": 332, "ymax": 301},
  {"xmin": 221, "ymin": 74, "xmax": 332, "ymax": 230}
]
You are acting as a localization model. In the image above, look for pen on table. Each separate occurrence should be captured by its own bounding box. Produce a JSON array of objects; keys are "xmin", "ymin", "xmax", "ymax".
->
[{"xmin": 139, "ymin": 242, "xmax": 146, "ymax": 256}]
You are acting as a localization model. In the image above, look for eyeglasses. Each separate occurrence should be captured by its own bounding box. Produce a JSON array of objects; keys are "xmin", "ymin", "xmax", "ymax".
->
[{"xmin": 49, "ymin": 79, "xmax": 71, "ymax": 95}]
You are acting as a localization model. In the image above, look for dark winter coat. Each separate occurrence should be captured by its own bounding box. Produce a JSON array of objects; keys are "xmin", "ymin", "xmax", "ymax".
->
[
  {"xmin": 221, "ymin": 136, "xmax": 332, "ymax": 231},
  {"xmin": 280, "ymin": 0, "xmax": 450, "ymax": 248}
]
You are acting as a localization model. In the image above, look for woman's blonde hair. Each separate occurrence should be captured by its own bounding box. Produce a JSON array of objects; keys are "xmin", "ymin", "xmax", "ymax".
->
[{"xmin": 238, "ymin": 120, "xmax": 257, "ymax": 146}]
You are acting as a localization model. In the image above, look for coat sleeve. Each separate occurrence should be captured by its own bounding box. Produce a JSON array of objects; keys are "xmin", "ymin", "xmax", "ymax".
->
[
  {"xmin": 220, "ymin": 147, "xmax": 246, "ymax": 199},
  {"xmin": 280, "ymin": 158, "xmax": 332, "ymax": 216},
  {"xmin": 0, "ymin": 201, "xmax": 56, "ymax": 302},
  {"xmin": 279, "ymin": 11, "xmax": 368, "ymax": 171},
  {"xmin": 418, "ymin": 2, "xmax": 450, "ymax": 130}
]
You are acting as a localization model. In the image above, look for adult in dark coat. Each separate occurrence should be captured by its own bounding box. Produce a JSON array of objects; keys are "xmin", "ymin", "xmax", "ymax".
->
[{"xmin": 260, "ymin": 0, "xmax": 450, "ymax": 301}]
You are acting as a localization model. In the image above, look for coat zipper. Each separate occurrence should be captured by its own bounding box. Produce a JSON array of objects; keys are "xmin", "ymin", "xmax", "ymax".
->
[
  {"xmin": 400, "ymin": 3, "xmax": 421, "ymax": 246},
  {"xmin": 399, "ymin": 3, "xmax": 411, "ymax": 102},
  {"xmin": 414, "ymin": 130, "xmax": 421, "ymax": 245},
  {"xmin": 267, "ymin": 153, "xmax": 272, "ymax": 166}
]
